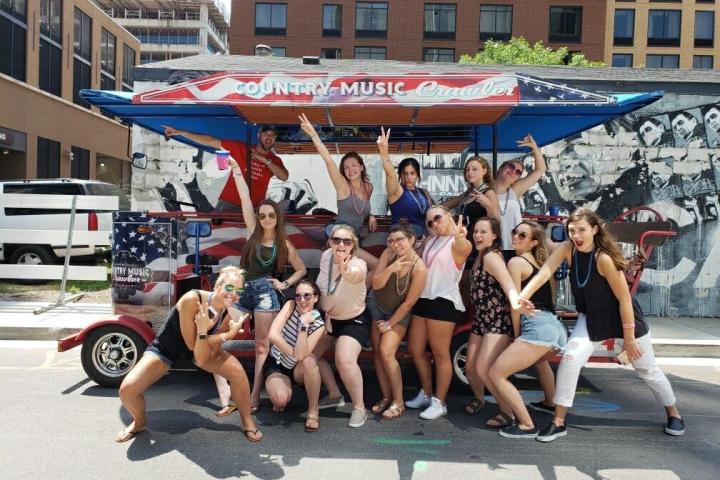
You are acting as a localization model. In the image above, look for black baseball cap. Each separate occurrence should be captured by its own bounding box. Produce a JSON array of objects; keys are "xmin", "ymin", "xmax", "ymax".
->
[{"xmin": 259, "ymin": 125, "xmax": 277, "ymax": 133}]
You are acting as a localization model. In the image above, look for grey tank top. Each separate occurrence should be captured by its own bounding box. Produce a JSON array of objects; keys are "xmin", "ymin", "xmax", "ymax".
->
[{"xmin": 335, "ymin": 193, "xmax": 371, "ymax": 233}]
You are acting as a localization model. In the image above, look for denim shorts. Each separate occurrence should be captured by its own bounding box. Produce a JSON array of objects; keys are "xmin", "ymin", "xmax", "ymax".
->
[
  {"xmin": 517, "ymin": 310, "xmax": 568, "ymax": 351},
  {"xmin": 144, "ymin": 343, "xmax": 173, "ymax": 367},
  {"xmin": 236, "ymin": 276, "xmax": 282, "ymax": 314},
  {"xmin": 367, "ymin": 291, "xmax": 411, "ymax": 328}
]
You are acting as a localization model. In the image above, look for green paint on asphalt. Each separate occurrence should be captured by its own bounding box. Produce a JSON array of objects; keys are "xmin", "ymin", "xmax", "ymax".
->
[
  {"xmin": 374, "ymin": 437, "xmax": 451, "ymax": 446},
  {"xmin": 414, "ymin": 461, "xmax": 428, "ymax": 471}
]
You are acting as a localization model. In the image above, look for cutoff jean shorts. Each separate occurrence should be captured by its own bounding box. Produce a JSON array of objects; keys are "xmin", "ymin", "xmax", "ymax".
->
[
  {"xmin": 517, "ymin": 310, "xmax": 567, "ymax": 351},
  {"xmin": 236, "ymin": 276, "xmax": 282, "ymax": 314}
]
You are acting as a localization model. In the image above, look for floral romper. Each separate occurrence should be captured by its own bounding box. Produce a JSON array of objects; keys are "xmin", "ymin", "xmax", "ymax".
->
[{"xmin": 470, "ymin": 266, "xmax": 512, "ymax": 336}]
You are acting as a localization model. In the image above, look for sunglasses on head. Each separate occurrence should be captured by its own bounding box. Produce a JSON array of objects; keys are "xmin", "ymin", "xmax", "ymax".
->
[
  {"xmin": 426, "ymin": 213, "xmax": 446, "ymax": 228},
  {"xmin": 331, "ymin": 236, "xmax": 353, "ymax": 247},
  {"xmin": 511, "ymin": 228, "xmax": 528, "ymax": 240},
  {"xmin": 294, "ymin": 292, "xmax": 315, "ymax": 302},
  {"xmin": 223, "ymin": 284, "xmax": 245, "ymax": 294},
  {"xmin": 387, "ymin": 236, "xmax": 407, "ymax": 246},
  {"xmin": 258, "ymin": 212, "xmax": 277, "ymax": 220}
]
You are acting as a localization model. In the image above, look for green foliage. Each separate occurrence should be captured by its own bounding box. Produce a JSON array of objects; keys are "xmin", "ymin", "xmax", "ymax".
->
[{"xmin": 459, "ymin": 37, "xmax": 604, "ymax": 67}]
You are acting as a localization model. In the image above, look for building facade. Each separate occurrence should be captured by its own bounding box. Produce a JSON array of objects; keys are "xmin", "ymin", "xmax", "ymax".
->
[
  {"xmin": 230, "ymin": 1, "xmax": 608, "ymax": 62},
  {"xmin": 606, "ymin": 0, "xmax": 720, "ymax": 70},
  {"xmin": 0, "ymin": 0, "xmax": 140, "ymax": 187},
  {"xmin": 93, "ymin": 0, "xmax": 230, "ymax": 64}
]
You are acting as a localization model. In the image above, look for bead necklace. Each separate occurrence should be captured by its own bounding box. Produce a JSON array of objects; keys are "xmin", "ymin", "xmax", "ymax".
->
[
  {"xmin": 326, "ymin": 258, "xmax": 342, "ymax": 295},
  {"xmin": 406, "ymin": 187, "xmax": 427, "ymax": 215},
  {"xmin": 395, "ymin": 255, "xmax": 418, "ymax": 297},
  {"xmin": 424, "ymin": 236, "xmax": 452, "ymax": 268},
  {"xmin": 498, "ymin": 189, "xmax": 512, "ymax": 216},
  {"xmin": 255, "ymin": 241, "xmax": 277, "ymax": 268},
  {"xmin": 573, "ymin": 248, "xmax": 595, "ymax": 288},
  {"xmin": 349, "ymin": 182, "xmax": 369, "ymax": 216}
]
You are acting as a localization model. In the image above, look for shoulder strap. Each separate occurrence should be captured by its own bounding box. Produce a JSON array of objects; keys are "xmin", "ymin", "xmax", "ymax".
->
[{"xmin": 518, "ymin": 255, "xmax": 538, "ymax": 271}]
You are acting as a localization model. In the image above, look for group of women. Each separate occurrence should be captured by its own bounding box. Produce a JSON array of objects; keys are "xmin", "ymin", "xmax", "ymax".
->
[{"xmin": 114, "ymin": 118, "xmax": 685, "ymax": 444}]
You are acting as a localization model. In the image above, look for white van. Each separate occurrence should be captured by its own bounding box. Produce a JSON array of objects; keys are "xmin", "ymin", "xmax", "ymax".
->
[{"xmin": 0, "ymin": 179, "xmax": 128, "ymax": 265}]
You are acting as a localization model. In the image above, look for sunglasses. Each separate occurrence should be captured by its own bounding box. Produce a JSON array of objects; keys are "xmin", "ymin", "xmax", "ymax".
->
[
  {"xmin": 511, "ymin": 228, "xmax": 529, "ymax": 240},
  {"xmin": 331, "ymin": 236, "xmax": 353, "ymax": 247},
  {"xmin": 506, "ymin": 164, "xmax": 523, "ymax": 176},
  {"xmin": 426, "ymin": 213, "xmax": 446, "ymax": 229},
  {"xmin": 387, "ymin": 236, "xmax": 408, "ymax": 246},
  {"xmin": 294, "ymin": 293, "xmax": 315, "ymax": 302},
  {"xmin": 223, "ymin": 284, "xmax": 245, "ymax": 294},
  {"xmin": 258, "ymin": 212, "xmax": 277, "ymax": 220}
]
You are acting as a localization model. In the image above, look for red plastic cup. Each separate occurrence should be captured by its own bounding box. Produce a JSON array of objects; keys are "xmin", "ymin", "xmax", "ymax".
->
[{"xmin": 216, "ymin": 150, "xmax": 229, "ymax": 170}]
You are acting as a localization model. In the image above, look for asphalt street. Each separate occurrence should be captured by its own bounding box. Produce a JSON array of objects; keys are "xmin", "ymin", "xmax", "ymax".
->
[{"xmin": 1, "ymin": 341, "xmax": 719, "ymax": 480}]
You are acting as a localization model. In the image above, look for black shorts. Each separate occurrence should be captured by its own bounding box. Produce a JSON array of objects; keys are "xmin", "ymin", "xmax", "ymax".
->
[
  {"xmin": 328, "ymin": 309, "xmax": 370, "ymax": 347},
  {"xmin": 264, "ymin": 357, "xmax": 300, "ymax": 385},
  {"xmin": 413, "ymin": 297, "xmax": 465, "ymax": 323}
]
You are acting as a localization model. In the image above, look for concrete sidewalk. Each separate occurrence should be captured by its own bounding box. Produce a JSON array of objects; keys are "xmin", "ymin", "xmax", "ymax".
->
[{"xmin": 0, "ymin": 301, "xmax": 718, "ymax": 357}]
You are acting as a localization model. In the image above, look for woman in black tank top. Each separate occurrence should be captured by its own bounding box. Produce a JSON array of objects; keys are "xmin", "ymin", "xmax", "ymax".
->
[
  {"xmin": 488, "ymin": 220, "xmax": 568, "ymax": 439},
  {"xmin": 518, "ymin": 209, "xmax": 684, "ymax": 442},
  {"xmin": 115, "ymin": 266, "xmax": 264, "ymax": 444}
]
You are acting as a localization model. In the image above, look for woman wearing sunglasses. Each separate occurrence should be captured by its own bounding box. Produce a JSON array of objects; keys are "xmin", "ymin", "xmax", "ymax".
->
[
  {"xmin": 313, "ymin": 224, "xmax": 371, "ymax": 428},
  {"xmin": 442, "ymin": 156, "xmax": 501, "ymax": 235},
  {"xmin": 213, "ymin": 157, "xmax": 308, "ymax": 416},
  {"xmin": 265, "ymin": 279, "xmax": 326, "ymax": 432},
  {"xmin": 494, "ymin": 134, "xmax": 547, "ymax": 260},
  {"xmin": 487, "ymin": 220, "xmax": 567, "ymax": 439},
  {"xmin": 115, "ymin": 266, "xmax": 263, "ymax": 443},
  {"xmin": 378, "ymin": 127, "xmax": 433, "ymax": 239},
  {"xmin": 368, "ymin": 224, "xmax": 428, "ymax": 420},
  {"xmin": 406, "ymin": 207, "xmax": 472, "ymax": 419}
]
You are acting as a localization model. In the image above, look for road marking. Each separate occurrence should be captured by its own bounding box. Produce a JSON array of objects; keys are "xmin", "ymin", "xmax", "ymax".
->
[{"xmin": 375, "ymin": 437, "xmax": 451, "ymax": 446}]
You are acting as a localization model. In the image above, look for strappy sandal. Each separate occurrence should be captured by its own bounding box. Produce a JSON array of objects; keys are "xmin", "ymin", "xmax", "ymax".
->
[
  {"xmin": 464, "ymin": 397, "xmax": 486, "ymax": 415},
  {"xmin": 304, "ymin": 412, "xmax": 320, "ymax": 433},
  {"xmin": 242, "ymin": 428, "xmax": 264, "ymax": 443},
  {"xmin": 115, "ymin": 427, "xmax": 146, "ymax": 443},
  {"xmin": 371, "ymin": 398, "xmax": 391, "ymax": 415},
  {"xmin": 216, "ymin": 403, "xmax": 237, "ymax": 417},
  {"xmin": 485, "ymin": 412, "xmax": 514, "ymax": 430},
  {"xmin": 381, "ymin": 402, "xmax": 405, "ymax": 420}
]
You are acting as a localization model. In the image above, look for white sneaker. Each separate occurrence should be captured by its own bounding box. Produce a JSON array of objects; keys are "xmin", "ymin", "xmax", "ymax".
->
[
  {"xmin": 405, "ymin": 389, "xmax": 431, "ymax": 409},
  {"xmin": 419, "ymin": 396, "xmax": 447, "ymax": 420}
]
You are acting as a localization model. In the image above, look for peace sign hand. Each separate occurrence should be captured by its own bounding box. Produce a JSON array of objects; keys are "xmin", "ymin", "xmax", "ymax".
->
[
  {"xmin": 377, "ymin": 126, "xmax": 391, "ymax": 158},
  {"xmin": 298, "ymin": 113, "xmax": 318, "ymax": 139},
  {"xmin": 454, "ymin": 215, "xmax": 468, "ymax": 239},
  {"xmin": 194, "ymin": 301, "xmax": 213, "ymax": 332},
  {"xmin": 516, "ymin": 134, "xmax": 538, "ymax": 151}
]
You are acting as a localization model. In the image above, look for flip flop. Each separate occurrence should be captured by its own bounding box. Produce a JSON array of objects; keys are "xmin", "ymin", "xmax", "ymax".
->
[
  {"xmin": 242, "ymin": 428, "xmax": 263, "ymax": 443},
  {"xmin": 216, "ymin": 404, "xmax": 238, "ymax": 417},
  {"xmin": 304, "ymin": 413, "xmax": 320, "ymax": 433},
  {"xmin": 115, "ymin": 427, "xmax": 146, "ymax": 443}
]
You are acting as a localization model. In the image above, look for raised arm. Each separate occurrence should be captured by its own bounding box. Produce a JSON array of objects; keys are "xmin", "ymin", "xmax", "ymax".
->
[
  {"xmin": 512, "ymin": 134, "xmax": 547, "ymax": 197},
  {"xmin": 163, "ymin": 125, "xmax": 223, "ymax": 150},
  {"xmin": 441, "ymin": 193, "xmax": 464, "ymax": 211},
  {"xmin": 298, "ymin": 113, "xmax": 349, "ymax": 198},
  {"xmin": 519, "ymin": 241, "xmax": 571, "ymax": 300},
  {"xmin": 451, "ymin": 215, "xmax": 473, "ymax": 264},
  {"xmin": 378, "ymin": 127, "xmax": 403, "ymax": 204},
  {"xmin": 228, "ymin": 156, "xmax": 256, "ymax": 232}
]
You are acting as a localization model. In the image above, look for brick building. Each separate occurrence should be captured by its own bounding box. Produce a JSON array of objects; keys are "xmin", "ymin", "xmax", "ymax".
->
[{"xmin": 229, "ymin": 1, "xmax": 608, "ymax": 62}]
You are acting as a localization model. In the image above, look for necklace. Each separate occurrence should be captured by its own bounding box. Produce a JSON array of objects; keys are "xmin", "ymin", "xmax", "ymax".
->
[
  {"xmin": 573, "ymin": 248, "xmax": 594, "ymax": 288},
  {"xmin": 406, "ymin": 187, "xmax": 427, "ymax": 215},
  {"xmin": 395, "ymin": 255, "xmax": 417, "ymax": 296},
  {"xmin": 349, "ymin": 182, "xmax": 368, "ymax": 215},
  {"xmin": 499, "ymin": 189, "xmax": 511, "ymax": 216},
  {"xmin": 424, "ymin": 236, "xmax": 451, "ymax": 268},
  {"xmin": 255, "ymin": 241, "xmax": 277, "ymax": 268},
  {"xmin": 326, "ymin": 259, "xmax": 342, "ymax": 295}
]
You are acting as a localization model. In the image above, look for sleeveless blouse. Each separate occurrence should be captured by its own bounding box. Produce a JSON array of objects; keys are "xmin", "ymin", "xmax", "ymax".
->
[
  {"xmin": 390, "ymin": 187, "xmax": 430, "ymax": 232},
  {"xmin": 420, "ymin": 236, "xmax": 465, "ymax": 312},
  {"xmin": 498, "ymin": 188, "xmax": 523, "ymax": 250}
]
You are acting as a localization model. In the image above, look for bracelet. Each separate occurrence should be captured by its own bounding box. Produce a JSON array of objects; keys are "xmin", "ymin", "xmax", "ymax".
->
[
  {"xmin": 622, "ymin": 323, "xmax": 635, "ymax": 329},
  {"xmin": 384, "ymin": 321, "xmax": 391, "ymax": 330}
]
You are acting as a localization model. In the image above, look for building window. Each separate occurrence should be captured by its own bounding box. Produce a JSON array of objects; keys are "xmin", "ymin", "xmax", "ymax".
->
[
  {"xmin": 549, "ymin": 6, "xmax": 582, "ymax": 43},
  {"xmin": 695, "ymin": 11, "xmax": 714, "ymax": 47},
  {"xmin": 354, "ymin": 46, "xmax": 386, "ymax": 59},
  {"xmin": 0, "ymin": 0, "xmax": 28, "ymax": 81},
  {"xmin": 424, "ymin": 3, "xmax": 456, "ymax": 40},
  {"xmin": 271, "ymin": 47, "xmax": 286, "ymax": 56},
  {"xmin": 322, "ymin": 4, "xmax": 342, "ymax": 37},
  {"xmin": 40, "ymin": 0, "xmax": 61, "ymax": 43},
  {"xmin": 647, "ymin": 10, "xmax": 681, "ymax": 46},
  {"xmin": 38, "ymin": 0, "xmax": 62, "ymax": 97},
  {"xmin": 693, "ymin": 55, "xmax": 713, "ymax": 69},
  {"xmin": 255, "ymin": 3, "xmax": 287, "ymax": 36},
  {"xmin": 613, "ymin": 9, "xmax": 634, "ymax": 46},
  {"xmin": 37, "ymin": 137, "xmax": 61, "ymax": 179},
  {"xmin": 612, "ymin": 53, "xmax": 633, "ymax": 67},
  {"xmin": 122, "ymin": 44, "xmax": 135, "ymax": 92},
  {"xmin": 423, "ymin": 47, "xmax": 455, "ymax": 62},
  {"xmin": 646, "ymin": 54, "xmax": 679, "ymax": 68},
  {"xmin": 356, "ymin": 2, "xmax": 387, "ymax": 38},
  {"xmin": 73, "ymin": 7, "xmax": 92, "ymax": 108},
  {"xmin": 320, "ymin": 48, "xmax": 341, "ymax": 59},
  {"xmin": 71, "ymin": 146, "xmax": 90, "ymax": 179},
  {"xmin": 479, "ymin": 5, "xmax": 512, "ymax": 41},
  {"xmin": 100, "ymin": 28, "xmax": 116, "ymax": 91}
]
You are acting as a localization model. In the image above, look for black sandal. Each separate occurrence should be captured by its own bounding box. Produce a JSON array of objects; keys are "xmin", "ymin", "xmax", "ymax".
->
[
  {"xmin": 485, "ymin": 412, "xmax": 514, "ymax": 430},
  {"xmin": 465, "ymin": 397, "xmax": 486, "ymax": 415}
]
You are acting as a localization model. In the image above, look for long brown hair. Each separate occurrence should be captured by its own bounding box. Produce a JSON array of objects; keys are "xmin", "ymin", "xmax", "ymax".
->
[
  {"xmin": 464, "ymin": 156, "xmax": 495, "ymax": 191},
  {"xmin": 516, "ymin": 220, "xmax": 549, "ymax": 267},
  {"xmin": 566, "ymin": 208, "xmax": 626, "ymax": 270},
  {"xmin": 340, "ymin": 151, "xmax": 371, "ymax": 184},
  {"xmin": 240, "ymin": 199, "xmax": 289, "ymax": 273},
  {"xmin": 472, "ymin": 217, "xmax": 502, "ymax": 271}
]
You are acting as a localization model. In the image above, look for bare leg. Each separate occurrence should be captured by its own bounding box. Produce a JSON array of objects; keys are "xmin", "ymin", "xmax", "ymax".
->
[
  {"xmin": 250, "ymin": 311, "xmax": 276, "ymax": 408},
  {"xmin": 534, "ymin": 359, "xmax": 556, "ymax": 406},
  {"xmin": 465, "ymin": 333, "xmax": 484, "ymax": 401},
  {"xmin": 116, "ymin": 354, "xmax": 169, "ymax": 441},
  {"xmin": 313, "ymin": 333, "xmax": 343, "ymax": 398},
  {"xmin": 334, "ymin": 336, "xmax": 365, "ymax": 410},
  {"xmin": 408, "ymin": 315, "xmax": 432, "ymax": 396},
  {"xmin": 474, "ymin": 333, "xmax": 513, "ymax": 414},
  {"xmin": 371, "ymin": 321, "xmax": 391, "ymax": 405},
  {"xmin": 379, "ymin": 323, "xmax": 408, "ymax": 407},
  {"xmin": 214, "ymin": 373, "xmax": 232, "ymax": 409},
  {"xmin": 264, "ymin": 373, "xmax": 293, "ymax": 411},
  {"xmin": 295, "ymin": 354, "xmax": 321, "ymax": 413},
  {"xmin": 425, "ymin": 319, "xmax": 456, "ymax": 402}
]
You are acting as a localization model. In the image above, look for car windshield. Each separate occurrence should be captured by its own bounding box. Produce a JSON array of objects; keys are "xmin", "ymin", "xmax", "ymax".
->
[{"xmin": 85, "ymin": 183, "xmax": 131, "ymax": 210}]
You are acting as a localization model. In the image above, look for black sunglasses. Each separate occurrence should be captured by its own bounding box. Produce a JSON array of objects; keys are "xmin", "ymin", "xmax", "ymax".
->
[
  {"xmin": 331, "ymin": 236, "xmax": 353, "ymax": 247},
  {"xmin": 511, "ymin": 228, "xmax": 528, "ymax": 240},
  {"xmin": 426, "ymin": 213, "xmax": 445, "ymax": 229},
  {"xmin": 295, "ymin": 293, "xmax": 315, "ymax": 302}
]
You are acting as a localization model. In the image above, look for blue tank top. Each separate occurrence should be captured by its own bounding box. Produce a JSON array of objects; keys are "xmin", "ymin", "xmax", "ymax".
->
[{"xmin": 390, "ymin": 187, "xmax": 430, "ymax": 231}]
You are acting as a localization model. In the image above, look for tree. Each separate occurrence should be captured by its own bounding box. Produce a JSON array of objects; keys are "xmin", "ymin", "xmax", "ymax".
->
[{"xmin": 459, "ymin": 37, "xmax": 604, "ymax": 67}]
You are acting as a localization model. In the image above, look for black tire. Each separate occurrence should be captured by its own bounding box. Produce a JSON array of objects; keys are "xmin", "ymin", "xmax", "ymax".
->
[
  {"xmin": 81, "ymin": 325, "xmax": 147, "ymax": 387},
  {"xmin": 8, "ymin": 245, "xmax": 56, "ymax": 284},
  {"xmin": 450, "ymin": 330, "xmax": 471, "ymax": 393}
]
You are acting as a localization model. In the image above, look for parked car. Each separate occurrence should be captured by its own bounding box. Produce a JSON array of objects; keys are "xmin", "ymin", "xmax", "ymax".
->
[{"xmin": 0, "ymin": 178, "xmax": 129, "ymax": 266}]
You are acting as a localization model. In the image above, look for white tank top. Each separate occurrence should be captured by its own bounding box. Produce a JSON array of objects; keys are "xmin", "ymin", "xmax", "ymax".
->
[
  {"xmin": 498, "ymin": 188, "xmax": 522, "ymax": 250},
  {"xmin": 420, "ymin": 235, "xmax": 465, "ymax": 312}
]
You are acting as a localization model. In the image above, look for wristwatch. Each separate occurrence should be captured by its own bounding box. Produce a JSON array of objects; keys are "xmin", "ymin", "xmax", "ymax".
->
[
  {"xmin": 283, "ymin": 280, "xmax": 290, "ymax": 289},
  {"xmin": 299, "ymin": 325, "xmax": 308, "ymax": 332},
  {"xmin": 198, "ymin": 332, "xmax": 208, "ymax": 340}
]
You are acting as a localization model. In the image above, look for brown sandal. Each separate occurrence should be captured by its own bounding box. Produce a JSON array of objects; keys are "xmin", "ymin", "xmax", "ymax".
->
[
  {"xmin": 485, "ymin": 412, "xmax": 514, "ymax": 430},
  {"xmin": 464, "ymin": 397, "xmax": 486, "ymax": 415},
  {"xmin": 304, "ymin": 412, "xmax": 320, "ymax": 433},
  {"xmin": 371, "ymin": 398, "xmax": 391, "ymax": 415},
  {"xmin": 216, "ymin": 403, "xmax": 237, "ymax": 417},
  {"xmin": 381, "ymin": 403, "xmax": 405, "ymax": 420},
  {"xmin": 242, "ymin": 428, "xmax": 264, "ymax": 443}
]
